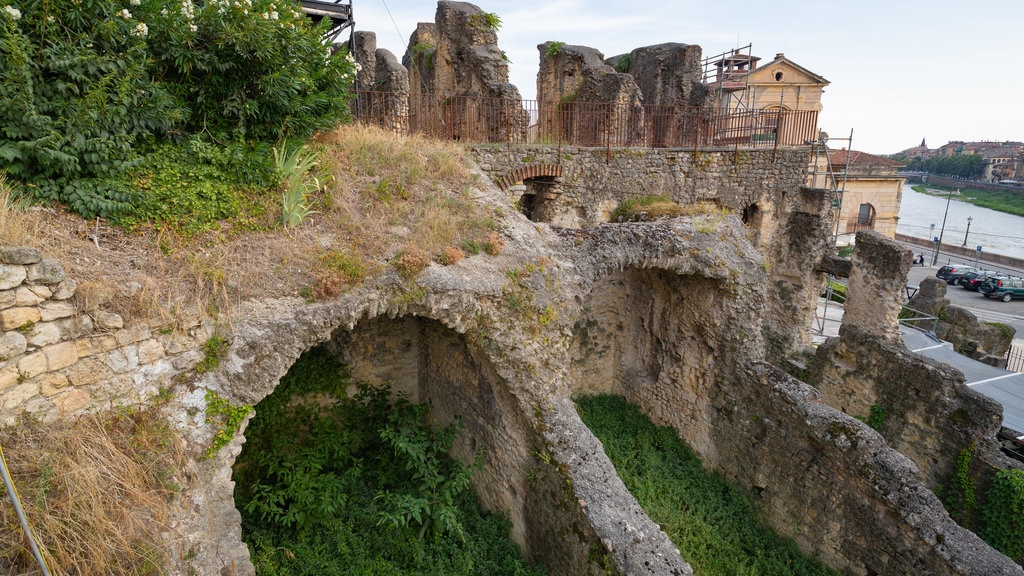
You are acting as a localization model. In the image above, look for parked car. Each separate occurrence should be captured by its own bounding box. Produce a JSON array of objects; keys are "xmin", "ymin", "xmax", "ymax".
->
[
  {"xmin": 958, "ymin": 271, "xmax": 1000, "ymax": 290},
  {"xmin": 936, "ymin": 265, "xmax": 978, "ymax": 285},
  {"xmin": 979, "ymin": 277, "xmax": 1024, "ymax": 302}
]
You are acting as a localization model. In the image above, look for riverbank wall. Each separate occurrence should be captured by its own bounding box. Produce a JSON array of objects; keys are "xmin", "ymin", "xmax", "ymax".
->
[{"xmin": 896, "ymin": 233, "xmax": 1024, "ymax": 269}]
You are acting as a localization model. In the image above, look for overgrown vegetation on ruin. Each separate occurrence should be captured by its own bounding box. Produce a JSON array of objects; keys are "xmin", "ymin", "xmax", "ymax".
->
[
  {"xmin": 0, "ymin": 401, "xmax": 186, "ymax": 574},
  {"xmin": 944, "ymin": 444, "xmax": 1024, "ymax": 563},
  {"xmin": 233, "ymin": 347, "xmax": 543, "ymax": 575},
  {"xmin": 575, "ymin": 394, "xmax": 840, "ymax": 576}
]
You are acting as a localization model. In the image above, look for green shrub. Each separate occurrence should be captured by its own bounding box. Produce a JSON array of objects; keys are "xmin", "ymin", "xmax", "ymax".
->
[
  {"xmin": 1, "ymin": 0, "xmax": 357, "ymax": 220},
  {"xmin": 545, "ymin": 41, "xmax": 566, "ymax": 58},
  {"xmin": 575, "ymin": 394, "xmax": 839, "ymax": 576},
  {"xmin": 946, "ymin": 444, "xmax": 977, "ymax": 527},
  {"xmin": 234, "ymin": 348, "xmax": 544, "ymax": 575},
  {"xmin": 119, "ymin": 138, "xmax": 278, "ymax": 235},
  {"xmin": 614, "ymin": 53, "xmax": 632, "ymax": 73}
]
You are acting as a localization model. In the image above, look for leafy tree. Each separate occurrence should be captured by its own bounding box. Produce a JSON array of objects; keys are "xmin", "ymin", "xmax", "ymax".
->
[{"xmin": 0, "ymin": 0, "xmax": 357, "ymax": 219}]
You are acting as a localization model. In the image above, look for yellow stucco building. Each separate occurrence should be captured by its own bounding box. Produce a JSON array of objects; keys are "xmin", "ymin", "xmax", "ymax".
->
[
  {"xmin": 707, "ymin": 51, "xmax": 829, "ymax": 146},
  {"xmin": 821, "ymin": 150, "xmax": 905, "ymax": 241}
]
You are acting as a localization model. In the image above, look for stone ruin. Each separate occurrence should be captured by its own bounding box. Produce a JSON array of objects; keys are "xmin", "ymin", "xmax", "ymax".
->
[
  {"xmin": 356, "ymin": 1, "xmax": 527, "ymax": 142},
  {"xmin": 354, "ymin": 2, "xmax": 714, "ymax": 147},
  {"xmin": 535, "ymin": 41, "xmax": 714, "ymax": 147},
  {"xmin": 3, "ymin": 1, "xmax": 1024, "ymax": 574}
]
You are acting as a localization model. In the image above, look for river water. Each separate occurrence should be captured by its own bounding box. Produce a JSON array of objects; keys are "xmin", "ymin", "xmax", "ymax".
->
[{"xmin": 897, "ymin": 187, "xmax": 1024, "ymax": 260}]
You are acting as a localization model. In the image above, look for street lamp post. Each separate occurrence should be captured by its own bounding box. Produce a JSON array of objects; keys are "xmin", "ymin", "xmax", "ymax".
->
[
  {"xmin": 928, "ymin": 223, "xmax": 936, "ymax": 265},
  {"xmin": 962, "ymin": 216, "xmax": 973, "ymax": 247},
  {"xmin": 932, "ymin": 188, "xmax": 955, "ymax": 266}
]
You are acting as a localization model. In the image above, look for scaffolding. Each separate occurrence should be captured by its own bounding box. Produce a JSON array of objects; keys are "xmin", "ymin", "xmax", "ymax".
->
[
  {"xmin": 299, "ymin": 0, "xmax": 354, "ymax": 44},
  {"xmin": 809, "ymin": 129, "xmax": 854, "ymax": 341},
  {"xmin": 807, "ymin": 129, "xmax": 853, "ymax": 245}
]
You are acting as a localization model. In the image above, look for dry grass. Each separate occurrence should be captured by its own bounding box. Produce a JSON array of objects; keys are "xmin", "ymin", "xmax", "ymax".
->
[
  {"xmin": 611, "ymin": 196, "xmax": 728, "ymax": 223},
  {"xmin": 0, "ymin": 174, "xmax": 35, "ymax": 245},
  {"xmin": 317, "ymin": 124, "xmax": 498, "ymax": 267},
  {"xmin": 0, "ymin": 405, "xmax": 186, "ymax": 575},
  {"xmin": 0, "ymin": 123, "xmax": 504, "ymax": 321}
]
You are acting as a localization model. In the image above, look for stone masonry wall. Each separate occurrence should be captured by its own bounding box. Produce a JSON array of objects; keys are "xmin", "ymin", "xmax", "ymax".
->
[
  {"xmin": 808, "ymin": 231, "xmax": 1013, "ymax": 490},
  {"xmin": 468, "ymin": 146, "xmax": 808, "ymax": 231},
  {"xmin": 563, "ymin": 235, "xmax": 1020, "ymax": 574},
  {"xmin": 469, "ymin": 145, "xmax": 825, "ymax": 362},
  {"xmin": 0, "ymin": 246, "xmax": 210, "ymax": 425}
]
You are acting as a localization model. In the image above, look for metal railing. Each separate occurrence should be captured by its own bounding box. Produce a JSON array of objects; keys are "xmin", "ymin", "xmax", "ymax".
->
[
  {"xmin": 1007, "ymin": 343, "xmax": 1024, "ymax": 373},
  {"xmin": 353, "ymin": 91, "xmax": 819, "ymax": 150}
]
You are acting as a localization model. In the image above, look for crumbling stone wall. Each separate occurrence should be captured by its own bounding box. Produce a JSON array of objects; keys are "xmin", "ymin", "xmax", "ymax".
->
[
  {"xmin": 761, "ymin": 185, "xmax": 837, "ymax": 360},
  {"xmin": 0, "ymin": 246, "xmax": 211, "ymax": 425},
  {"xmin": 469, "ymin": 146, "xmax": 825, "ymax": 361},
  {"xmin": 564, "ymin": 224, "xmax": 1020, "ymax": 575},
  {"xmin": 536, "ymin": 43, "xmax": 644, "ymax": 146},
  {"xmin": 807, "ymin": 233, "xmax": 1015, "ymax": 492},
  {"xmin": 608, "ymin": 43, "xmax": 713, "ymax": 147},
  {"xmin": 353, "ymin": 31, "xmax": 410, "ymax": 132},
  {"xmin": 405, "ymin": 1, "xmax": 526, "ymax": 142},
  {"xmin": 908, "ymin": 277, "xmax": 1015, "ymax": 366},
  {"xmin": 842, "ymin": 231, "xmax": 912, "ymax": 341}
]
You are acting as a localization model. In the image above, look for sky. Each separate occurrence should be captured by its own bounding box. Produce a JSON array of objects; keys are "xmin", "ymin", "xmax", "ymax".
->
[{"xmin": 351, "ymin": 0, "xmax": 1023, "ymax": 156}]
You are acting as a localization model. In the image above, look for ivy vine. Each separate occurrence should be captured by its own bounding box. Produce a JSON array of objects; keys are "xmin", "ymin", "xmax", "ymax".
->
[{"xmin": 981, "ymin": 468, "xmax": 1024, "ymax": 562}]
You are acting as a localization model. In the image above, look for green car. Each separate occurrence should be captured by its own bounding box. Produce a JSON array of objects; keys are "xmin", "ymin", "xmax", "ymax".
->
[{"xmin": 979, "ymin": 277, "xmax": 1024, "ymax": 302}]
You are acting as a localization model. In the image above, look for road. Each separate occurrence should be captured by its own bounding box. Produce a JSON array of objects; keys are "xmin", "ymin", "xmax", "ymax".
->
[{"xmin": 905, "ymin": 260, "xmax": 1024, "ymax": 338}]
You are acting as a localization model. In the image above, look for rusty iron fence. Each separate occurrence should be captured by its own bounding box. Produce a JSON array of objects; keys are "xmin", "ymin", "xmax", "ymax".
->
[{"xmin": 353, "ymin": 91, "xmax": 819, "ymax": 150}]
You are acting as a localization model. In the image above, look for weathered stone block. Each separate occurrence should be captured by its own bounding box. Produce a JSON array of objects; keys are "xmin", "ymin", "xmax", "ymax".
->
[
  {"xmin": 0, "ymin": 246, "xmax": 41, "ymax": 265},
  {"xmin": 115, "ymin": 324, "xmax": 149, "ymax": 345},
  {"xmin": 2, "ymin": 381, "xmax": 38, "ymax": 410},
  {"xmin": 65, "ymin": 357, "xmax": 109, "ymax": 387},
  {"xmin": 39, "ymin": 301, "xmax": 76, "ymax": 322},
  {"xmin": 74, "ymin": 338, "xmax": 92, "ymax": 358},
  {"xmin": 138, "ymin": 338, "xmax": 166, "ymax": 365},
  {"xmin": 26, "ymin": 258, "xmax": 65, "ymax": 284},
  {"xmin": 94, "ymin": 312, "xmax": 125, "ymax": 331},
  {"xmin": 0, "ymin": 289, "xmax": 14, "ymax": 309},
  {"xmin": 40, "ymin": 373, "xmax": 69, "ymax": 396},
  {"xmin": 27, "ymin": 285, "xmax": 52, "ymax": 299},
  {"xmin": 90, "ymin": 334, "xmax": 119, "ymax": 353},
  {"xmin": 51, "ymin": 279, "xmax": 77, "ymax": 300},
  {"xmin": 55, "ymin": 388, "xmax": 91, "ymax": 413},
  {"xmin": 15, "ymin": 286, "xmax": 44, "ymax": 307},
  {"xmin": 160, "ymin": 331, "xmax": 198, "ymax": 355},
  {"xmin": 1, "ymin": 306, "xmax": 41, "ymax": 331},
  {"xmin": 0, "ymin": 331, "xmax": 27, "ymax": 361},
  {"xmin": 94, "ymin": 313, "xmax": 124, "ymax": 332},
  {"xmin": 27, "ymin": 322, "xmax": 61, "ymax": 347},
  {"xmin": 16, "ymin": 348, "xmax": 46, "ymax": 379},
  {"xmin": 0, "ymin": 265, "xmax": 26, "ymax": 291},
  {"xmin": 105, "ymin": 346, "xmax": 138, "ymax": 373},
  {"xmin": 0, "ymin": 364, "xmax": 19, "ymax": 391},
  {"xmin": 43, "ymin": 342, "xmax": 79, "ymax": 371},
  {"xmin": 57, "ymin": 315, "xmax": 94, "ymax": 339}
]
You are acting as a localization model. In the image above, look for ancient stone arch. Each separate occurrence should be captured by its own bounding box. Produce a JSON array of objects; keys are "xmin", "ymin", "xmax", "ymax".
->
[{"xmin": 494, "ymin": 163, "xmax": 564, "ymax": 191}]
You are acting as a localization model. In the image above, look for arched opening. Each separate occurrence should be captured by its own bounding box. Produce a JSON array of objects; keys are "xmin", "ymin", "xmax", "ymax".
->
[
  {"xmin": 741, "ymin": 203, "xmax": 762, "ymax": 226},
  {"xmin": 517, "ymin": 176, "xmax": 559, "ymax": 222},
  {"xmin": 231, "ymin": 315, "xmax": 540, "ymax": 570},
  {"xmin": 856, "ymin": 203, "xmax": 876, "ymax": 229}
]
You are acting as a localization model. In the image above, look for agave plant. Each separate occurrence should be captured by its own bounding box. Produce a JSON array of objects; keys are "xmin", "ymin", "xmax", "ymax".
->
[{"xmin": 274, "ymin": 144, "xmax": 322, "ymax": 229}]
